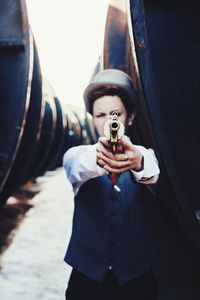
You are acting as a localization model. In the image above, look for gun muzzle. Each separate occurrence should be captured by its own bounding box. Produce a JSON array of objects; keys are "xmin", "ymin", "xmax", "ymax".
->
[{"xmin": 103, "ymin": 112, "xmax": 125, "ymax": 154}]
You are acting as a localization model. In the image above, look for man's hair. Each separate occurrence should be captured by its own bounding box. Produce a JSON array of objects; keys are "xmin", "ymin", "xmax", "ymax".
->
[{"xmin": 88, "ymin": 87, "xmax": 136, "ymax": 116}]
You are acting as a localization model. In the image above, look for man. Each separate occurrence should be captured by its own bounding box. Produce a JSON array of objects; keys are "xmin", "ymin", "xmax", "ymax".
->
[{"xmin": 63, "ymin": 69, "xmax": 160, "ymax": 300}]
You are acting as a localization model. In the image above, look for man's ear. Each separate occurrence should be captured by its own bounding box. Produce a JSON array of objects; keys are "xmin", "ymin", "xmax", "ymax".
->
[{"xmin": 127, "ymin": 113, "xmax": 135, "ymax": 126}]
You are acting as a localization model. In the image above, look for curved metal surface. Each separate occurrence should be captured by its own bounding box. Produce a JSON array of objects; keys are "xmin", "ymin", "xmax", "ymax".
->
[
  {"xmin": 104, "ymin": 1, "xmax": 128, "ymax": 71},
  {"xmin": 30, "ymin": 95, "xmax": 55, "ymax": 178},
  {"xmin": 130, "ymin": 0, "xmax": 200, "ymax": 248},
  {"xmin": 0, "ymin": 1, "xmax": 99, "ymax": 206},
  {"xmin": 0, "ymin": 35, "xmax": 42, "ymax": 204},
  {"xmin": 34, "ymin": 78, "xmax": 57, "ymax": 177},
  {"xmin": 129, "ymin": 0, "xmax": 200, "ymax": 292},
  {"xmin": 0, "ymin": 0, "xmax": 31, "ymax": 194},
  {"xmin": 47, "ymin": 97, "xmax": 66, "ymax": 171},
  {"xmin": 104, "ymin": 0, "xmax": 200, "ymax": 293}
]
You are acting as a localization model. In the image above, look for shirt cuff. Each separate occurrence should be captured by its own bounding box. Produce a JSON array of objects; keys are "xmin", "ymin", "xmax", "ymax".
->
[
  {"xmin": 130, "ymin": 146, "xmax": 160, "ymax": 182},
  {"xmin": 131, "ymin": 169, "xmax": 144, "ymax": 181}
]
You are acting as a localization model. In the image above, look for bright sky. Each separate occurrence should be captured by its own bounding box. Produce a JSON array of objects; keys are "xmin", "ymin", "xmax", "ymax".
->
[{"xmin": 26, "ymin": 0, "xmax": 108, "ymax": 108}]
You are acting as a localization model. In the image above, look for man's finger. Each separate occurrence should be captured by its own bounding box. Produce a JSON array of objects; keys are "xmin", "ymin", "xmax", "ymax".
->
[{"xmin": 101, "ymin": 155, "xmax": 130, "ymax": 168}]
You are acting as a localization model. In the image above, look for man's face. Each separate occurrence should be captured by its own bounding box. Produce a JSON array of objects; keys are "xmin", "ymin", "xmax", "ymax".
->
[{"xmin": 93, "ymin": 95, "xmax": 129, "ymax": 137}]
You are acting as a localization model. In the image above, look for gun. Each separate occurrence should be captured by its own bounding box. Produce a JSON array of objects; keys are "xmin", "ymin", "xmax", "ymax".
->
[{"xmin": 103, "ymin": 112, "xmax": 124, "ymax": 154}]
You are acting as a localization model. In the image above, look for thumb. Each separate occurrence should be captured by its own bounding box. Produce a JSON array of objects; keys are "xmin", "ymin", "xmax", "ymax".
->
[{"xmin": 118, "ymin": 135, "xmax": 133, "ymax": 150}]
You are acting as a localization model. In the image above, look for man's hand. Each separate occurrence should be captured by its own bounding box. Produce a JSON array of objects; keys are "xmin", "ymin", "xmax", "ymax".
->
[{"xmin": 96, "ymin": 136, "xmax": 143, "ymax": 173}]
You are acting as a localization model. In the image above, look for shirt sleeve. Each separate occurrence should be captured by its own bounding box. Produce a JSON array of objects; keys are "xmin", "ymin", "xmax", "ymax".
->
[
  {"xmin": 130, "ymin": 146, "xmax": 160, "ymax": 184},
  {"xmin": 63, "ymin": 144, "xmax": 106, "ymax": 195}
]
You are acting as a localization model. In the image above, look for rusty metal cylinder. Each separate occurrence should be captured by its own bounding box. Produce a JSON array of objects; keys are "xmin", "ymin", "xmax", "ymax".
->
[{"xmin": 0, "ymin": 0, "xmax": 96, "ymax": 206}]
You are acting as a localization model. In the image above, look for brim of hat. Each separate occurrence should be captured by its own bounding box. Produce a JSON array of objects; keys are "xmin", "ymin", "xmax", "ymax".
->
[{"xmin": 83, "ymin": 82, "xmax": 137, "ymax": 114}]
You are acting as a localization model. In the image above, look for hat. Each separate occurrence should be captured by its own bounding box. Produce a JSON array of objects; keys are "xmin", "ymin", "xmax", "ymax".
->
[{"xmin": 83, "ymin": 69, "xmax": 138, "ymax": 114}]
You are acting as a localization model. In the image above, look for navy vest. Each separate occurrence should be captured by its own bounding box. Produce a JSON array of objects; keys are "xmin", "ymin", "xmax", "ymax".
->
[{"xmin": 64, "ymin": 171, "xmax": 158, "ymax": 284}]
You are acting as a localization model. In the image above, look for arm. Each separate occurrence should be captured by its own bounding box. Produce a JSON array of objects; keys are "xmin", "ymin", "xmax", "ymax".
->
[
  {"xmin": 63, "ymin": 144, "xmax": 106, "ymax": 195},
  {"xmin": 96, "ymin": 136, "xmax": 160, "ymax": 184}
]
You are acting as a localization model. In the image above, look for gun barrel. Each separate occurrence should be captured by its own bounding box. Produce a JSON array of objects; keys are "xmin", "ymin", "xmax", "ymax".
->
[
  {"xmin": 104, "ymin": 111, "xmax": 125, "ymax": 154},
  {"xmin": 110, "ymin": 120, "xmax": 120, "ymax": 131}
]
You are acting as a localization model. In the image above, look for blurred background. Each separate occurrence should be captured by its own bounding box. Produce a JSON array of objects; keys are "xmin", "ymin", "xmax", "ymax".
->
[
  {"xmin": 27, "ymin": 0, "xmax": 108, "ymax": 108},
  {"xmin": 0, "ymin": 1, "xmax": 108, "ymax": 299},
  {"xmin": 2, "ymin": 1, "xmax": 200, "ymax": 299}
]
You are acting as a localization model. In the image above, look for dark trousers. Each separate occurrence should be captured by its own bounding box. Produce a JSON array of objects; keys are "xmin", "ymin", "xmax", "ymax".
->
[{"xmin": 65, "ymin": 269, "xmax": 158, "ymax": 300}]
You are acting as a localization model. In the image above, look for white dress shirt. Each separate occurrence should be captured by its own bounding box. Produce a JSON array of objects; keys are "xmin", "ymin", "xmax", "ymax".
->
[{"xmin": 63, "ymin": 143, "xmax": 160, "ymax": 196}]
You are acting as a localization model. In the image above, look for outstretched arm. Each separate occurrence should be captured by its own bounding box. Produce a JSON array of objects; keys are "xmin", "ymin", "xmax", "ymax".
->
[{"xmin": 63, "ymin": 144, "xmax": 106, "ymax": 195}]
